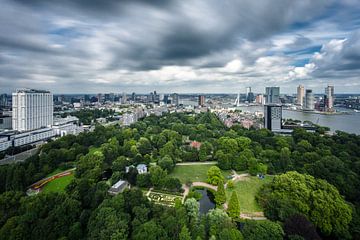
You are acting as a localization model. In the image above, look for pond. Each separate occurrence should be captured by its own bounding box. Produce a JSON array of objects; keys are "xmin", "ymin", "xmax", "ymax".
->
[{"xmin": 196, "ymin": 189, "xmax": 215, "ymax": 214}]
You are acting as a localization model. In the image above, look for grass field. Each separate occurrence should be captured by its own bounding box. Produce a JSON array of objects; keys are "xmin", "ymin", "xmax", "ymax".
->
[
  {"xmin": 42, "ymin": 174, "xmax": 75, "ymax": 193},
  {"xmin": 226, "ymin": 175, "xmax": 274, "ymax": 213},
  {"xmin": 169, "ymin": 164, "xmax": 232, "ymax": 183}
]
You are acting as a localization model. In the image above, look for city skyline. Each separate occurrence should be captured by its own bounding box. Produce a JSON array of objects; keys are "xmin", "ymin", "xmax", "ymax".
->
[{"xmin": 1, "ymin": 1, "xmax": 360, "ymax": 93}]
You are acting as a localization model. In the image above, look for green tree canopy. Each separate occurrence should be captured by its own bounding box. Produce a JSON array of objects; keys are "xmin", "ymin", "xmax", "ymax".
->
[{"xmin": 257, "ymin": 171, "xmax": 352, "ymax": 237}]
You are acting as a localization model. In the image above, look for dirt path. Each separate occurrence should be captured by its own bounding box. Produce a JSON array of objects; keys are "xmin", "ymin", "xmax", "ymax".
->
[
  {"xmin": 192, "ymin": 182, "xmax": 218, "ymax": 191},
  {"xmin": 181, "ymin": 184, "xmax": 189, "ymax": 203}
]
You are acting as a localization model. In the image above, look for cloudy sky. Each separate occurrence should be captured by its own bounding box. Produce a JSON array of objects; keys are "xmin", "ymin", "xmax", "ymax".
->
[{"xmin": 1, "ymin": 0, "xmax": 360, "ymax": 94}]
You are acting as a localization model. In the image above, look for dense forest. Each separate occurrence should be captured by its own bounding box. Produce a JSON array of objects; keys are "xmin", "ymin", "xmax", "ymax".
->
[{"xmin": 0, "ymin": 111, "xmax": 359, "ymax": 239}]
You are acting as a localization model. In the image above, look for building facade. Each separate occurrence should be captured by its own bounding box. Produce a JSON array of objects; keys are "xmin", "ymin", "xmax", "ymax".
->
[
  {"xmin": 12, "ymin": 89, "xmax": 53, "ymax": 132},
  {"xmin": 305, "ymin": 89, "xmax": 314, "ymax": 110},
  {"xmin": 198, "ymin": 95, "xmax": 205, "ymax": 106},
  {"xmin": 325, "ymin": 85, "xmax": 334, "ymax": 110},
  {"xmin": 265, "ymin": 87, "xmax": 280, "ymax": 104},
  {"xmin": 297, "ymin": 85, "xmax": 305, "ymax": 106},
  {"xmin": 264, "ymin": 104, "xmax": 282, "ymax": 131}
]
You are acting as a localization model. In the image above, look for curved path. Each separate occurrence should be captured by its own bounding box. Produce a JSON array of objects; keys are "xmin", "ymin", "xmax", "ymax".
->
[{"xmin": 192, "ymin": 182, "xmax": 217, "ymax": 191}]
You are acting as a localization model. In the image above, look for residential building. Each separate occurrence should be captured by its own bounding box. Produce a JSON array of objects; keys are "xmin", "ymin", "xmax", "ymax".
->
[
  {"xmin": 198, "ymin": 95, "xmax": 205, "ymax": 106},
  {"xmin": 12, "ymin": 89, "xmax": 53, "ymax": 132},
  {"xmin": 325, "ymin": 85, "xmax": 334, "ymax": 110},
  {"xmin": 297, "ymin": 85, "xmax": 305, "ymax": 106}
]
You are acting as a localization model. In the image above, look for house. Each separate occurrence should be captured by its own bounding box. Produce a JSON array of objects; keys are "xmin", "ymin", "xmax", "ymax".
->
[
  {"xmin": 136, "ymin": 164, "xmax": 148, "ymax": 174},
  {"xmin": 190, "ymin": 141, "xmax": 202, "ymax": 150},
  {"xmin": 125, "ymin": 164, "xmax": 147, "ymax": 174},
  {"xmin": 108, "ymin": 180, "xmax": 129, "ymax": 195}
]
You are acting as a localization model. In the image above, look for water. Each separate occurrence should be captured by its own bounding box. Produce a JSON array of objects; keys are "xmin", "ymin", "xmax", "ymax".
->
[
  {"xmin": 283, "ymin": 109, "xmax": 360, "ymax": 135},
  {"xmin": 235, "ymin": 105, "xmax": 360, "ymax": 135},
  {"xmin": 196, "ymin": 189, "xmax": 215, "ymax": 214}
]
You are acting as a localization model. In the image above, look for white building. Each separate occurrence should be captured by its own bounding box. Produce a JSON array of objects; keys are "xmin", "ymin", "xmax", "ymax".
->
[
  {"xmin": 108, "ymin": 180, "xmax": 129, "ymax": 195},
  {"xmin": 297, "ymin": 85, "xmax": 305, "ymax": 107},
  {"xmin": 12, "ymin": 89, "xmax": 53, "ymax": 132},
  {"xmin": 52, "ymin": 116, "xmax": 83, "ymax": 137}
]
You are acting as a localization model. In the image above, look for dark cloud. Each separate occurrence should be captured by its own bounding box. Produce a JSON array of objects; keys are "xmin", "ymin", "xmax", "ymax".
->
[{"xmin": 1, "ymin": 0, "xmax": 360, "ymax": 93}]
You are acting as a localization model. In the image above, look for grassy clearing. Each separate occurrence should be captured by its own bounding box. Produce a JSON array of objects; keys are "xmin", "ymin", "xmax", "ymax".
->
[
  {"xmin": 226, "ymin": 175, "xmax": 274, "ymax": 213},
  {"xmin": 169, "ymin": 164, "xmax": 232, "ymax": 183},
  {"xmin": 42, "ymin": 174, "xmax": 75, "ymax": 193}
]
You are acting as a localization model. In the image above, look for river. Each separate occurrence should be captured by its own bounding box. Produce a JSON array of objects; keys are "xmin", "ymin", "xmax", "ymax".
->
[{"xmin": 235, "ymin": 105, "xmax": 360, "ymax": 135}]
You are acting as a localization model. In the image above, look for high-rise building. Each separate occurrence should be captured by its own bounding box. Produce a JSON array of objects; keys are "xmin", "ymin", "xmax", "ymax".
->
[
  {"xmin": 131, "ymin": 92, "xmax": 136, "ymax": 102},
  {"xmin": 305, "ymin": 89, "xmax": 314, "ymax": 110},
  {"xmin": 12, "ymin": 89, "xmax": 53, "ymax": 132},
  {"xmin": 245, "ymin": 87, "xmax": 254, "ymax": 102},
  {"xmin": 297, "ymin": 85, "xmax": 305, "ymax": 106},
  {"xmin": 264, "ymin": 104, "xmax": 282, "ymax": 131},
  {"xmin": 198, "ymin": 95, "xmax": 205, "ymax": 107},
  {"xmin": 265, "ymin": 87, "xmax": 280, "ymax": 104},
  {"xmin": 325, "ymin": 85, "xmax": 334, "ymax": 110},
  {"xmin": 172, "ymin": 93, "xmax": 179, "ymax": 106},
  {"xmin": 121, "ymin": 92, "xmax": 127, "ymax": 104},
  {"xmin": 255, "ymin": 94, "xmax": 265, "ymax": 105}
]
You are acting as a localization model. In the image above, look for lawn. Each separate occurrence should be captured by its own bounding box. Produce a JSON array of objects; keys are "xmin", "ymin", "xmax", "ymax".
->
[
  {"xmin": 226, "ymin": 175, "xmax": 274, "ymax": 213},
  {"xmin": 169, "ymin": 164, "xmax": 232, "ymax": 183},
  {"xmin": 42, "ymin": 174, "xmax": 75, "ymax": 193}
]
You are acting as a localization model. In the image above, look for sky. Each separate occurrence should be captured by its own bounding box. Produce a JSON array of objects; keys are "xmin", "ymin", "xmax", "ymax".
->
[{"xmin": 1, "ymin": 0, "xmax": 360, "ymax": 94}]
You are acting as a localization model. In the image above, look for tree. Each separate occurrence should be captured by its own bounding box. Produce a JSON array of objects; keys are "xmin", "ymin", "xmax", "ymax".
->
[
  {"xmin": 149, "ymin": 166, "xmax": 167, "ymax": 187},
  {"xmin": 219, "ymin": 228, "xmax": 244, "ymax": 240},
  {"xmin": 137, "ymin": 137, "xmax": 152, "ymax": 155},
  {"xmin": 236, "ymin": 136, "xmax": 251, "ymax": 151},
  {"xmin": 284, "ymin": 214, "xmax": 321, "ymax": 240},
  {"xmin": 132, "ymin": 220, "xmax": 166, "ymax": 240},
  {"xmin": 215, "ymin": 180, "xmax": 226, "ymax": 207},
  {"xmin": 207, "ymin": 166, "xmax": 224, "ymax": 185},
  {"xmin": 227, "ymin": 191, "xmax": 240, "ymax": 218},
  {"xmin": 207, "ymin": 209, "xmax": 234, "ymax": 238},
  {"xmin": 257, "ymin": 171, "xmax": 352, "ymax": 237},
  {"xmin": 184, "ymin": 198, "xmax": 199, "ymax": 222},
  {"xmin": 158, "ymin": 155, "xmax": 175, "ymax": 172},
  {"xmin": 216, "ymin": 150, "xmax": 232, "ymax": 170},
  {"xmin": 241, "ymin": 220, "xmax": 284, "ymax": 240},
  {"xmin": 179, "ymin": 225, "xmax": 191, "ymax": 240}
]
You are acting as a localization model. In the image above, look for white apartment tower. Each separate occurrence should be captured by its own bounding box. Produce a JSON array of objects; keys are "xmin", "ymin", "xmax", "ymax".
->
[
  {"xmin": 297, "ymin": 85, "xmax": 305, "ymax": 106},
  {"xmin": 12, "ymin": 89, "xmax": 53, "ymax": 132},
  {"xmin": 325, "ymin": 85, "xmax": 334, "ymax": 109}
]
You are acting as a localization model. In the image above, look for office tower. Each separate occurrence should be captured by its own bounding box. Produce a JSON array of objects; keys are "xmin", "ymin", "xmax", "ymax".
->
[
  {"xmin": 131, "ymin": 92, "xmax": 136, "ymax": 102},
  {"xmin": 12, "ymin": 89, "xmax": 53, "ymax": 132},
  {"xmin": 198, "ymin": 95, "xmax": 205, "ymax": 106},
  {"xmin": 172, "ymin": 93, "xmax": 179, "ymax": 106},
  {"xmin": 297, "ymin": 85, "xmax": 305, "ymax": 106},
  {"xmin": 264, "ymin": 104, "xmax": 282, "ymax": 131},
  {"xmin": 163, "ymin": 95, "xmax": 169, "ymax": 104},
  {"xmin": 305, "ymin": 89, "xmax": 314, "ymax": 110},
  {"xmin": 246, "ymin": 87, "xmax": 251, "ymax": 99},
  {"xmin": 265, "ymin": 87, "xmax": 280, "ymax": 104},
  {"xmin": 325, "ymin": 85, "xmax": 334, "ymax": 110}
]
